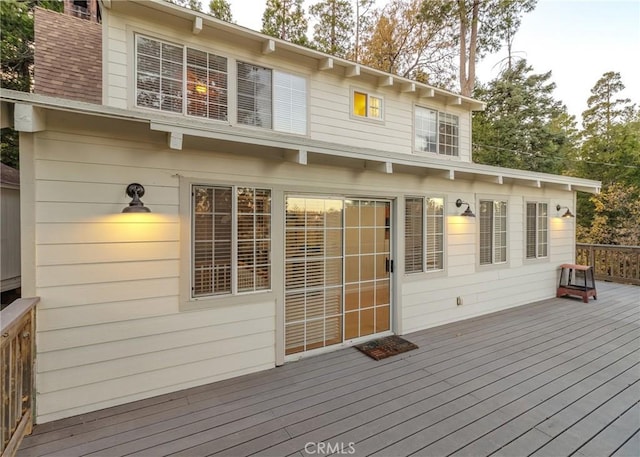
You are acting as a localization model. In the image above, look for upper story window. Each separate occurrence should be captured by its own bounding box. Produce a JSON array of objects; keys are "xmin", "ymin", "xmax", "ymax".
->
[
  {"xmin": 135, "ymin": 35, "xmax": 306, "ymax": 135},
  {"xmin": 404, "ymin": 196, "xmax": 444, "ymax": 273},
  {"xmin": 135, "ymin": 35, "xmax": 228, "ymax": 120},
  {"xmin": 414, "ymin": 106, "xmax": 459, "ymax": 156},
  {"xmin": 236, "ymin": 63, "xmax": 307, "ymax": 135},
  {"xmin": 353, "ymin": 90, "xmax": 383, "ymax": 120},
  {"xmin": 479, "ymin": 200, "xmax": 507, "ymax": 265},
  {"xmin": 526, "ymin": 202, "xmax": 548, "ymax": 259}
]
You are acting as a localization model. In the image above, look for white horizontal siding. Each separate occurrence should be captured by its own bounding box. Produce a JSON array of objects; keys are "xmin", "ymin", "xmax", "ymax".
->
[{"xmin": 32, "ymin": 125, "xmax": 278, "ymax": 423}]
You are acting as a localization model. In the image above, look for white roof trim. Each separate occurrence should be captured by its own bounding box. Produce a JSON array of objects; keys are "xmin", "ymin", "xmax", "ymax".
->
[{"xmin": 1, "ymin": 90, "xmax": 601, "ymax": 194}]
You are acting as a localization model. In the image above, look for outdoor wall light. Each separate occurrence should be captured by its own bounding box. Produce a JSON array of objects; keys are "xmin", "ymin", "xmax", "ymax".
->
[
  {"xmin": 122, "ymin": 183, "xmax": 151, "ymax": 213},
  {"xmin": 556, "ymin": 204, "xmax": 574, "ymax": 218},
  {"xmin": 456, "ymin": 199, "xmax": 476, "ymax": 217}
]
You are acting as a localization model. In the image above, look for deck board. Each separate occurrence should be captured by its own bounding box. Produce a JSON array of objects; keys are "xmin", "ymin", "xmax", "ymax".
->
[{"xmin": 17, "ymin": 281, "xmax": 640, "ymax": 457}]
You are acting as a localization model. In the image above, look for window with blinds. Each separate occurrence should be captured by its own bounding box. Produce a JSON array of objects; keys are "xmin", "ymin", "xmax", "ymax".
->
[
  {"xmin": 405, "ymin": 197, "xmax": 424, "ymax": 273},
  {"xmin": 426, "ymin": 197, "xmax": 444, "ymax": 270},
  {"xmin": 186, "ymin": 48, "xmax": 228, "ymax": 120},
  {"xmin": 136, "ymin": 35, "xmax": 228, "ymax": 119},
  {"xmin": 480, "ymin": 200, "xmax": 508, "ymax": 265},
  {"xmin": 273, "ymin": 71, "xmax": 307, "ymax": 135},
  {"xmin": 192, "ymin": 185, "xmax": 271, "ymax": 298},
  {"xmin": 526, "ymin": 202, "xmax": 548, "ymax": 259},
  {"xmin": 404, "ymin": 197, "xmax": 444, "ymax": 273},
  {"xmin": 414, "ymin": 107, "xmax": 459, "ymax": 156}
]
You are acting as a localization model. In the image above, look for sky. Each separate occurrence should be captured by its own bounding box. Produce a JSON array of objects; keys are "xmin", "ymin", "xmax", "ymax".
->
[{"xmin": 221, "ymin": 0, "xmax": 640, "ymax": 123}]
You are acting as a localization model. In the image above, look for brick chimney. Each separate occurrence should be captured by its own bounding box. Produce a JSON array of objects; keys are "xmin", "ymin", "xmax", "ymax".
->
[
  {"xmin": 34, "ymin": 5, "xmax": 102, "ymax": 104},
  {"xmin": 63, "ymin": 0, "xmax": 101, "ymax": 23}
]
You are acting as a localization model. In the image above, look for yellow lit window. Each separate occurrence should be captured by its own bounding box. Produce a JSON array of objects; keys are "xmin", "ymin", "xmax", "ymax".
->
[
  {"xmin": 353, "ymin": 91, "xmax": 382, "ymax": 120},
  {"xmin": 353, "ymin": 91, "xmax": 367, "ymax": 117}
]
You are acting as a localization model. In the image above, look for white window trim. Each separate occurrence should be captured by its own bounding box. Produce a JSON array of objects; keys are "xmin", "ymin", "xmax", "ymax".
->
[
  {"xmin": 477, "ymin": 196, "xmax": 510, "ymax": 269},
  {"xmin": 413, "ymin": 105, "xmax": 460, "ymax": 158},
  {"xmin": 350, "ymin": 87, "xmax": 385, "ymax": 123},
  {"xmin": 524, "ymin": 200, "xmax": 550, "ymax": 263},
  {"xmin": 179, "ymin": 177, "xmax": 275, "ymax": 311}
]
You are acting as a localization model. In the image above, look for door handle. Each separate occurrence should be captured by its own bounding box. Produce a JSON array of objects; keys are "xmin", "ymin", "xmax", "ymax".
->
[{"xmin": 385, "ymin": 258, "xmax": 394, "ymax": 273}]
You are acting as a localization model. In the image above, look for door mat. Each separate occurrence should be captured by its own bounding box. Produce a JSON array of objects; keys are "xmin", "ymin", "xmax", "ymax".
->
[{"xmin": 354, "ymin": 335, "xmax": 419, "ymax": 360}]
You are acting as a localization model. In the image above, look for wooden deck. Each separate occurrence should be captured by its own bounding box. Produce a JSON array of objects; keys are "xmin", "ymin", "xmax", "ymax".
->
[{"xmin": 18, "ymin": 281, "xmax": 640, "ymax": 457}]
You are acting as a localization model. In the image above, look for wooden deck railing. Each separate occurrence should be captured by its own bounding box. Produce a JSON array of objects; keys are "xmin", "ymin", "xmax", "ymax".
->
[
  {"xmin": 577, "ymin": 243, "xmax": 640, "ymax": 286},
  {"xmin": 1, "ymin": 297, "xmax": 39, "ymax": 457}
]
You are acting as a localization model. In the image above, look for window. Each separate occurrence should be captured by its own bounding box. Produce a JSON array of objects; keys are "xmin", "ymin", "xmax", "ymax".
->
[
  {"xmin": 353, "ymin": 91, "xmax": 383, "ymax": 120},
  {"xmin": 479, "ymin": 200, "xmax": 507, "ymax": 265},
  {"xmin": 135, "ymin": 35, "xmax": 228, "ymax": 120},
  {"xmin": 192, "ymin": 185, "xmax": 271, "ymax": 297},
  {"xmin": 526, "ymin": 202, "xmax": 548, "ymax": 259},
  {"xmin": 414, "ymin": 106, "xmax": 459, "ymax": 156},
  {"xmin": 237, "ymin": 62, "xmax": 272, "ymax": 128},
  {"xmin": 404, "ymin": 197, "xmax": 444, "ymax": 273},
  {"xmin": 405, "ymin": 198, "xmax": 423, "ymax": 273},
  {"xmin": 135, "ymin": 35, "xmax": 307, "ymax": 133},
  {"xmin": 426, "ymin": 198, "xmax": 444, "ymax": 270},
  {"xmin": 273, "ymin": 71, "xmax": 307, "ymax": 135}
]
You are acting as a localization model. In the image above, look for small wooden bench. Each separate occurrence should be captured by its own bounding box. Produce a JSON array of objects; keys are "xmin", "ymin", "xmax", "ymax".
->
[{"xmin": 557, "ymin": 263, "xmax": 597, "ymax": 303}]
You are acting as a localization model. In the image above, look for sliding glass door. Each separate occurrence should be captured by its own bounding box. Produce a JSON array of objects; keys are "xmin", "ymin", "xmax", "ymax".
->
[{"xmin": 285, "ymin": 196, "xmax": 391, "ymax": 356}]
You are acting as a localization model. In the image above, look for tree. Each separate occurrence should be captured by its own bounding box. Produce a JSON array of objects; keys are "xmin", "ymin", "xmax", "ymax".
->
[
  {"xmin": 167, "ymin": 0, "xmax": 203, "ymax": 11},
  {"xmin": 309, "ymin": 0, "xmax": 353, "ymax": 58},
  {"xmin": 261, "ymin": 0, "xmax": 309, "ymax": 46},
  {"xmin": 359, "ymin": 0, "xmax": 455, "ymax": 86},
  {"xmin": 472, "ymin": 59, "xmax": 574, "ymax": 174},
  {"xmin": 421, "ymin": 0, "xmax": 537, "ymax": 96},
  {"xmin": 208, "ymin": 0, "xmax": 232, "ymax": 22},
  {"xmin": 353, "ymin": 0, "xmax": 376, "ymax": 62},
  {"xmin": 571, "ymin": 72, "xmax": 640, "ymax": 238},
  {"xmin": 576, "ymin": 183, "xmax": 640, "ymax": 246}
]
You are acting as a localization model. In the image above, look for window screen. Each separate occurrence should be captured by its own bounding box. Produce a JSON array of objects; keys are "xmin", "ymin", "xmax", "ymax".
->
[
  {"xmin": 426, "ymin": 197, "xmax": 444, "ymax": 271},
  {"xmin": 237, "ymin": 62, "xmax": 272, "ymax": 128},
  {"xmin": 526, "ymin": 202, "xmax": 548, "ymax": 259},
  {"xmin": 480, "ymin": 200, "xmax": 507, "ymax": 265}
]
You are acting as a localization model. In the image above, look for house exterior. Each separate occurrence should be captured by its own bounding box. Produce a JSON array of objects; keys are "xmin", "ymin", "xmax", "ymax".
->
[
  {"xmin": 0, "ymin": 0, "xmax": 600, "ymax": 424},
  {"xmin": 1, "ymin": 164, "xmax": 21, "ymax": 295}
]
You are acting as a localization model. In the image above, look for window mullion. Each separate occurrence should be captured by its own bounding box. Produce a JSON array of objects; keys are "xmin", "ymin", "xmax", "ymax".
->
[{"xmin": 232, "ymin": 186, "xmax": 238, "ymax": 295}]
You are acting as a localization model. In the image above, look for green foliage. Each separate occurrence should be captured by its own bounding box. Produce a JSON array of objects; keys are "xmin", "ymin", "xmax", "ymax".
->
[
  {"xmin": 208, "ymin": 0, "xmax": 232, "ymax": 21},
  {"xmin": 570, "ymin": 72, "xmax": 640, "ymax": 243},
  {"xmin": 576, "ymin": 183, "xmax": 640, "ymax": 246},
  {"xmin": 167, "ymin": 0, "xmax": 203, "ymax": 11},
  {"xmin": 309, "ymin": 0, "xmax": 353, "ymax": 58},
  {"xmin": 261, "ymin": 0, "xmax": 309, "ymax": 46},
  {"xmin": 472, "ymin": 60, "xmax": 574, "ymax": 174},
  {"xmin": 1, "ymin": 0, "xmax": 34, "ymax": 91},
  {"xmin": 1, "ymin": 129, "xmax": 20, "ymax": 169}
]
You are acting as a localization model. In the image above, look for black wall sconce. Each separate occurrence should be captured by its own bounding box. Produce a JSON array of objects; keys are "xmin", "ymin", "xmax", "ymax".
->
[
  {"xmin": 122, "ymin": 183, "xmax": 151, "ymax": 213},
  {"xmin": 456, "ymin": 199, "xmax": 476, "ymax": 217},
  {"xmin": 556, "ymin": 204, "xmax": 574, "ymax": 218}
]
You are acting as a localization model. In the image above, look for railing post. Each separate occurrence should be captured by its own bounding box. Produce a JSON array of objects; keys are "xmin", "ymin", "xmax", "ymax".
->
[{"xmin": 1, "ymin": 297, "xmax": 39, "ymax": 457}]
